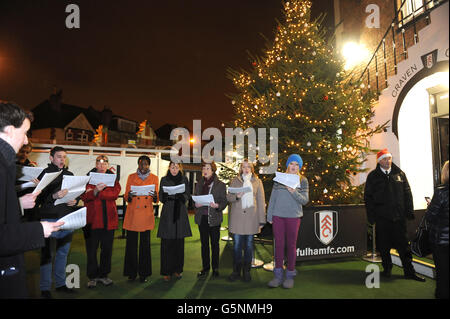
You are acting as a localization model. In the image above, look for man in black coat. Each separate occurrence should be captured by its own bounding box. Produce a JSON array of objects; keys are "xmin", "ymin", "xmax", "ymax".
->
[
  {"xmin": 36, "ymin": 146, "xmax": 77, "ymax": 298},
  {"xmin": 364, "ymin": 148, "xmax": 425, "ymax": 282},
  {"xmin": 0, "ymin": 101, "xmax": 63, "ymax": 298}
]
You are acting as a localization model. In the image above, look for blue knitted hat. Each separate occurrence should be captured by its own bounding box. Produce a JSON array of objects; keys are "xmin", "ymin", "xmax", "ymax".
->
[{"xmin": 286, "ymin": 154, "xmax": 303, "ymax": 169}]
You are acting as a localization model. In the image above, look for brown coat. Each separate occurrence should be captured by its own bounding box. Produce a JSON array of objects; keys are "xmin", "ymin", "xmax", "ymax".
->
[
  {"xmin": 123, "ymin": 172, "xmax": 159, "ymax": 232},
  {"xmin": 227, "ymin": 175, "xmax": 266, "ymax": 235},
  {"xmin": 194, "ymin": 174, "xmax": 227, "ymax": 227}
]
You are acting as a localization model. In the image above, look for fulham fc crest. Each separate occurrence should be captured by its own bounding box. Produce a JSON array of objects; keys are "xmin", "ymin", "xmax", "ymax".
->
[
  {"xmin": 421, "ymin": 49, "xmax": 438, "ymax": 69},
  {"xmin": 314, "ymin": 210, "xmax": 338, "ymax": 245}
]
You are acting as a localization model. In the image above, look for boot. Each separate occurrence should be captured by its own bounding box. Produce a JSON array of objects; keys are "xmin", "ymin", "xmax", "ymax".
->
[
  {"xmin": 282, "ymin": 269, "xmax": 297, "ymax": 289},
  {"xmin": 242, "ymin": 263, "xmax": 252, "ymax": 282},
  {"xmin": 228, "ymin": 262, "xmax": 241, "ymax": 282},
  {"xmin": 267, "ymin": 268, "xmax": 284, "ymax": 288}
]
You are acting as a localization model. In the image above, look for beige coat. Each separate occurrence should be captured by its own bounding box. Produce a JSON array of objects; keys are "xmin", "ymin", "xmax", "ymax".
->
[{"xmin": 227, "ymin": 175, "xmax": 266, "ymax": 235}]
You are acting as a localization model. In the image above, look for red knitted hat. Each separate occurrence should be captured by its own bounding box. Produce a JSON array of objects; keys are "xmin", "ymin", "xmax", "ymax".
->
[{"xmin": 377, "ymin": 149, "xmax": 392, "ymax": 162}]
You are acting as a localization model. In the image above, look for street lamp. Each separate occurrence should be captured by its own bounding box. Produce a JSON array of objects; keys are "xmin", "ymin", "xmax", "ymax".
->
[{"xmin": 342, "ymin": 41, "xmax": 370, "ymax": 70}]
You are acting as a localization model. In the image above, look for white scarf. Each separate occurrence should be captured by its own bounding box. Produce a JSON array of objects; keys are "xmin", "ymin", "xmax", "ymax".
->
[{"xmin": 241, "ymin": 173, "xmax": 254, "ymax": 209}]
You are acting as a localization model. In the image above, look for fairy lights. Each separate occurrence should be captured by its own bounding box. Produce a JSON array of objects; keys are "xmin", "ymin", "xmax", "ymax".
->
[{"xmin": 227, "ymin": 0, "xmax": 385, "ymax": 204}]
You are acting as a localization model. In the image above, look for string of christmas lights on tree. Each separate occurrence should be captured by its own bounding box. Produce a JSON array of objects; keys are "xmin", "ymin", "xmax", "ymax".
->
[{"xmin": 227, "ymin": 0, "xmax": 387, "ymax": 205}]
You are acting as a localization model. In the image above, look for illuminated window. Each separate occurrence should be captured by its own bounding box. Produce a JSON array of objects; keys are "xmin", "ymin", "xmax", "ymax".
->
[{"xmin": 397, "ymin": 0, "xmax": 435, "ymax": 26}]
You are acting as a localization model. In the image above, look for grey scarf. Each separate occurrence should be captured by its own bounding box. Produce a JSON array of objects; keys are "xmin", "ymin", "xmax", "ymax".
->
[{"xmin": 137, "ymin": 168, "xmax": 150, "ymax": 181}]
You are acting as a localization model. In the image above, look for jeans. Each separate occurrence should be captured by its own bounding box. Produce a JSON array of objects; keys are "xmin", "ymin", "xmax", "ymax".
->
[
  {"xmin": 272, "ymin": 216, "xmax": 301, "ymax": 271},
  {"xmin": 40, "ymin": 219, "xmax": 73, "ymax": 291},
  {"xmin": 233, "ymin": 234, "xmax": 254, "ymax": 265}
]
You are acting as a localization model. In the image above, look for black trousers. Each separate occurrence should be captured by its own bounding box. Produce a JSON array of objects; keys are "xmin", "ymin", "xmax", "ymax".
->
[
  {"xmin": 123, "ymin": 230, "xmax": 152, "ymax": 279},
  {"xmin": 376, "ymin": 218, "xmax": 415, "ymax": 276},
  {"xmin": 432, "ymin": 244, "xmax": 449, "ymax": 299},
  {"xmin": 198, "ymin": 215, "xmax": 220, "ymax": 271},
  {"xmin": 83, "ymin": 228, "xmax": 114, "ymax": 280},
  {"xmin": 160, "ymin": 238, "xmax": 185, "ymax": 276}
]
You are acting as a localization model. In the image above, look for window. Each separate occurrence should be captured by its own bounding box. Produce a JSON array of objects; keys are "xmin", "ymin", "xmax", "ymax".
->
[
  {"xmin": 116, "ymin": 118, "xmax": 137, "ymax": 133},
  {"xmin": 397, "ymin": 0, "xmax": 435, "ymax": 26},
  {"xmin": 65, "ymin": 129, "xmax": 73, "ymax": 141},
  {"xmin": 79, "ymin": 130, "xmax": 89, "ymax": 142}
]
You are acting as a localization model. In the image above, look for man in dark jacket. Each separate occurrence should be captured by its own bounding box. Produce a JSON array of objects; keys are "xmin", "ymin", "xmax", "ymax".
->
[
  {"xmin": 36, "ymin": 146, "xmax": 77, "ymax": 298},
  {"xmin": 364, "ymin": 149, "xmax": 425, "ymax": 282},
  {"xmin": 0, "ymin": 101, "xmax": 63, "ymax": 298}
]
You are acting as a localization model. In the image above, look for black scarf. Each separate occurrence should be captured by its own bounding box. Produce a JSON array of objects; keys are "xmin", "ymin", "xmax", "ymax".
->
[
  {"xmin": 168, "ymin": 171, "xmax": 183, "ymax": 223},
  {"xmin": 168, "ymin": 171, "xmax": 183, "ymax": 184}
]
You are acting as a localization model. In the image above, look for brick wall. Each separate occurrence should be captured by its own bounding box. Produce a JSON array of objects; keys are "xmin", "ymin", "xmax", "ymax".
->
[{"xmin": 337, "ymin": 0, "xmax": 433, "ymax": 93}]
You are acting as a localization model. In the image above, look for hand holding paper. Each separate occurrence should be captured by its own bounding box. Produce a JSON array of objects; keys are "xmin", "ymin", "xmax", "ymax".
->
[
  {"xmin": 163, "ymin": 184, "xmax": 185, "ymax": 195},
  {"xmin": 54, "ymin": 175, "xmax": 90, "ymax": 205},
  {"xmin": 89, "ymin": 172, "xmax": 116, "ymax": 187},
  {"xmin": 33, "ymin": 171, "xmax": 62, "ymax": 194},
  {"xmin": 41, "ymin": 221, "xmax": 65, "ymax": 238},
  {"xmin": 57, "ymin": 207, "xmax": 87, "ymax": 231},
  {"xmin": 19, "ymin": 191, "xmax": 40, "ymax": 209},
  {"xmin": 130, "ymin": 185, "xmax": 156, "ymax": 196},
  {"xmin": 192, "ymin": 194, "xmax": 215, "ymax": 207},
  {"xmin": 273, "ymin": 172, "xmax": 300, "ymax": 189}
]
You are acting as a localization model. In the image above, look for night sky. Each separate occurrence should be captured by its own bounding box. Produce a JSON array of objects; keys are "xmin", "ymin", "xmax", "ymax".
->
[{"xmin": 0, "ymin": 0, "xmax": 334, "ymax": 132}]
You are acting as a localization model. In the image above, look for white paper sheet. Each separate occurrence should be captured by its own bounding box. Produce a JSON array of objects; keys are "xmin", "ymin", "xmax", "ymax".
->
[
  {"xmin": 163, "ymin": 184, "xmax": 185, "ymax": 195},
  {"xmin": 57, "ymin": 207, "xmax": 87, "ymax": 231},
  {"xmin": 273, "ymin": 172, "xmax": 300, "ymax": 189},
  {"xmin": 228, "ymin": 186, "xmax": 252, "ymax": 194},
  {"xmin": 54, "ymin": 189, "xmax": 85, "ymax": 205},
  {"xmin": 88, "ymin": 172, "xmax": 117, "ymax": 187},
  {"xmin": 61, "ymin": 175, "xmax": 91, "ymax": 191},
  {"xmin": 130, "ymin": 185, "xmax": 155, "ymax": 196},
  {"xmin": 33, "ymin": 171, "xmax": 62, "ymax": 194},
  {"xmin": 16, "ymin": 181, "xmax": 37, "ymax": 191},
  {"xmin": 16, "ymin": 166, "xmax": 45, "ymax": 182},
  {"xmin": 54, "ymin": 175, "xmax": 90, "ymax": 205},
  {"xmin": 192, "ymin": 194, "xmax": 215, "ymax": 206}
]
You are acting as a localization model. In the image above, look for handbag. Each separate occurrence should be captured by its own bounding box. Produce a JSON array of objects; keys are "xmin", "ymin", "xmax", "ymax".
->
[{"xmin": 410, "ymin": 215, "xmax": 432, "ymax": 257}]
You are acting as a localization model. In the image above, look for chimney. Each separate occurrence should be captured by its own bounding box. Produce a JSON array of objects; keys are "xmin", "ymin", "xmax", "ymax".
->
[
  {"xmin": 101, "ymin": 106, "xmax": 113, "ymax": 128},
  {"xmin": 49, "ymin": 89, "xmax": 63, "ymax": 113}
]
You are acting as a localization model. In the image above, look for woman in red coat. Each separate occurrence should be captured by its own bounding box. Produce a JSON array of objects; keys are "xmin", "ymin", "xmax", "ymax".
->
[
  {"xmin": 81, "ymin": 155, "xmax": 121, "ymax": 288},
  {"xmin": 123, "ymin": 155, "xmax": 159, "ymax": 283}
]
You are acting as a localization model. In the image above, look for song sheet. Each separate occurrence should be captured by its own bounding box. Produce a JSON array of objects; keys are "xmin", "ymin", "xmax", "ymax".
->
[
  {"xmin": 88, "ymin": 172, "xmax": 116, "ymax": 187},
  {"xmin": 273, "ymin": 172, "xmax": 300, "ymax": 189},
  {"xmin": 54, "ymin": 175, "xmax": 90, "ymax": 205},
  {"xmin": 162, "ymin": 184, "xmax": 185, "ymax": 195},
  {"xmin": 130, "ymin": 185, "xmax": 156, "ymax": 196},
  {"xmin": 16, "ymin": 166, "xmax": 45, "ymax": 182},
  {"xmin": 57, "ymin": 207, "xmax": 87, "ymax": 231},
  {"xmin": 191, "ymin": 194, "xmax": 215, "ymax": 206},
  {"xmin": 33, "ymin": 171, "xmax": 62, "ymax": 194},
  {"xmin": 228, "ymin": 186, "xmax": 252, "ymax": 194}
]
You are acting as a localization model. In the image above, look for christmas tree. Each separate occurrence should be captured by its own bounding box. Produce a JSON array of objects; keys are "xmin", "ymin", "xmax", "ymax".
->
[{"xmin": 227, "ymin": 0, "xmax": 387, "ymax": 205}]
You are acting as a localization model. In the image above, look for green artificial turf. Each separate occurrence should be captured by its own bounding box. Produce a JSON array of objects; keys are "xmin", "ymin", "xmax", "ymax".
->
[{"xmin": 24, "ymin": 214, "xmax": 436, "ymax": 299}]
